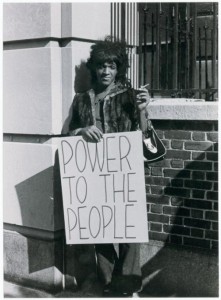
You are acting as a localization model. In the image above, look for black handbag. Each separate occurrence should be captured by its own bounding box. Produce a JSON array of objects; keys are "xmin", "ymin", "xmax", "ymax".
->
[{"xmin": 142, "ymin": 126, "xmax": 166, "ymax": 163}]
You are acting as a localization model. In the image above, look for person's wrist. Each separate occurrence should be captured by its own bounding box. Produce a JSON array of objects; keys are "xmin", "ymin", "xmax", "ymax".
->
[{"xmin": 69, "ymin": 128, "xmax": 82, "ymax": 136}]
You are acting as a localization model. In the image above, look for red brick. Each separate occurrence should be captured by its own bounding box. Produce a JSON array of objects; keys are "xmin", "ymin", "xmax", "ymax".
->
[
  {"xmin": 212, "ymin": 222, "xmax": 218, "ymax": 231},
  {"xmin": 184, "ymin": 161, "xmax": 212, "ymax": 171},
  {"xmin": 162, "ymin": 139, "xmax": 170, "ymax": 149},
  {"xmin": 169, "ymin": 216, "xmax": 183, "ymax": 225},
  {"xmin": 164, "ymin": 169, "xmax": 191, "ymax": 178},
  {"xmin": 151, "ymin": 186, "xmax": 164, "ymax": 195},
  {"xmin": 184, "ymin": 199, "xmax": 212, "ymax": 210},
  {"xmin": 145, "ymin": 176, "xmax": 170, "ymax": 186},
  {"xmin": 192, "ymin": 132, "xmax": 206, "ymax": 141},
  {"xmin": 149, "ymin": 232, "xmax": 169, "ymax": 242},
  {"xmin": 148, "ymin": 213, "xmax": 169, "ymax": 223},
  {"xmin": 213, "ymin": 143, "xmax": 218, "ymax": 151},
  {"xmin": 171, "ymin": 140, "xmax": 183, "ymax": 150},
  {"xmin": 147, "ymin": 195, "xmax": 170, "ymax": 205},
  {"xmin": 212, "ymin": 241, "xmax": 218, "ymax": 250},
  {"xmin": 192, "ymin": 151, "xmax": 206, "ymax": 160},
  {"xmin": 192, "ymin": 189, "xmax": 205, "ymax": 199},
  {"xmin": 155, "ymin": 130, "xmax": 164, "ymax": 139},
  {"xmin": 163, "ymin": 224, "xmax": 190, "ymax": 236},
  {"xmin": 144, "ymin": 167, "xmax": 150, "ymax": 175},
  {"xmin": 205, "ymin": 230, "xmax": 218, "ymax": 240},
  {"xmin": 213, "ymin": 202, "xmax": 218, "ymax": 211},
  {"xmin": 145, "ymin": 185, "xmax": 151, "ymax": 193},
  {"xmin": 163, "ymin": 206, "xmax": 190, "ymax": 217},
  {"xmin": 151, "ymin": 167, "xmax": 162, "ymax": 176},
  {"xmin": 171, "ymin": 160, "xmax": 184, "ymax": 168},
  {"xmin": 207, "ymin": 191, "xmax": 218, "ymax": 200},
  {"xmin": 170, "ymin": 234, "xmax": 183, "ymax": 244},
  {"xmin": 183, "ymin": 237, "xmax": 210, "ymax": 249},
  {"xmin": 191, "ymin": 228, "xmax": 204, "ymax": 238},
  {"xmin": 151, "ymin": 204, "xmax": 163, "ymax": 214},
  {"xmin": 147, "ymin": 204, "xmax": 150, "ymax": 212},
  {"xmin": 150, "ymin": 223, "xmax": 162, "ymax": 232},
  {"xmin": 166, "ymin": 150, "xmax": 191, "ymax": 160},
  {"xmin": 184, "ymin": 218, "xmax": 211, "ymax": 229},
  {"xmin": 150, "ymin": 159, "xmax": 171, "ymax": 168},
  {"xmin": 164, "ymin": 130, "xmax": 191, "ymax": 140},
  {"xmin": 207, "ymin": 132, "xmax": 218, "ymax": 143},
  {"xmin": 206, "ymin": 172, "xmax": 218, "ymax": 181},
  {"xmin": 171, "ymin": 197, "xmax": 183, "ymax": 206},
  {"xmin": 206, "ymin": 152, "xmax": 218, "ymax": 161},
  {"xmin": 184, "ymin": 180, "xmax": 212, "ymax": 190},
  {"xmin": 214, "ymin": 162, "xmax": 218, "ymax": 171},
  {"xmin": 205, "ymin": 211, "xmax": 218, "ymax": 221},
  {"xmin": 192, "ymin": 171, "xmax": 205, "ymax": 180},
  {"xmin": 185, "ymin": 141, "xmax": 213, "ymax": 151},
  {"xmin": 164, "ymin": 187, "xmax": 190, "ymax": 198},
  {"xmin": 191, "ymin": 209, "xmax": 204, "ymax": 219},
  {"xmin": 170, "ymin": 179, "xmax": 183, "ymax": 187},
  {"xmin": 214, "ymin": 182, "xmax": 218, "ymax": 191}
]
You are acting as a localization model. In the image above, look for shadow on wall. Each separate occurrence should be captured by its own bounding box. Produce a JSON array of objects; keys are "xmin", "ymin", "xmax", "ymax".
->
[
  {"xmin": 15, "ymin": 167, "xmax": 62, "ymax": 274},
  {"xmin": 139, "ymin": 145, "xmax": 218, "ymax": 297},
  {"xmin": 62, "ymin": 61, "xmax": 92, "ymax": 135},
  {"xmin": 74, "ymin": 62, "xmax": 92, "ymax": 93}
]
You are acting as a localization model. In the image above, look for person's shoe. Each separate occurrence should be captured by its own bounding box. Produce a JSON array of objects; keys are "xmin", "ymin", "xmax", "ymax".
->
[
  {"xmin": 120, "ymin": 291, "xmax": 133, "ymax": 297},
  {"xmin": 103, "ymin": 286, "xmax": 133, "ymax": 298},
  {"xmin": 102, "ymin": 284, "xmax": 115, "ymax": 297},
  {"xmin": 103, "ymin": 283, "xmax": 142, "ymax": 298}
]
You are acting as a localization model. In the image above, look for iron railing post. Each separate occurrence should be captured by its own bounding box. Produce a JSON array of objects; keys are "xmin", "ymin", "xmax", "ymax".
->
[
  {"xmin": 172, "ymin": 4, "xmax": 178, "ymax": 90},
  {"xmin": 185, "ymin": 3, "xmax": 190, "ymax": 95},
  {"xmin": 151, "ymin": 12, "xmax": 154, "ymax": 96},
  {"xmin": 191, "ymin": 3, "xmax": 197, "ymax": 92},
  {"xmin": 155, "ymin": 3, "xmax": 161, "ymax": 89},
  {"xmin": 212, "ymin": 3, "xmax": 218, "ymax": 100}
]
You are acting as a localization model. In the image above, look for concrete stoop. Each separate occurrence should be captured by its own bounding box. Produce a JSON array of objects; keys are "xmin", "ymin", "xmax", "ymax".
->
[
  {"xmin": 4, "ymin": 280, "xmax": 103, "ymax": 298},
  {"xmin": 4, "ymin": 242, "xmax": 219, "ymax": 298}
]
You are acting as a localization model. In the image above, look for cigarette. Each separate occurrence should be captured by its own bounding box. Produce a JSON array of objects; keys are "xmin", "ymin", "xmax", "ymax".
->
[{"xmin": 140, "ymin": 83, "xmax": 149, "ymax": 89}]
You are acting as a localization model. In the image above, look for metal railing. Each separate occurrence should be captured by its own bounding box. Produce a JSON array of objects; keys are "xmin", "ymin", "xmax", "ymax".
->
[{"xmin": 138, "ymin": 3, "xmax": 218, "ymax": 100}]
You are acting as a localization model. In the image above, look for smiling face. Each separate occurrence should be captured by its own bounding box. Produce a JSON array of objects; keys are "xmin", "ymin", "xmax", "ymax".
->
[{"xmin": 95, "ymin": 61, "xmax": 118, "ymax": 89}]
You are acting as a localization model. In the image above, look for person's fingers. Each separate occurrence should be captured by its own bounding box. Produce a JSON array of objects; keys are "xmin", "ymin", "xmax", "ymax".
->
[
  {"xmin": 81, "ymin": 127, "xmax": 97, "ymax": 142},
  {"xmin": 137, "ymin": 91, "xmax": 149, "ymax": 96},
  {"xmin": 88, "ymin": 129, "xmax": 101, "ymax": 142},
  {"xmin": 137, "ymin": 92, "xmax": 150, "ymax": 104},
  {"xmin": 92, "ymin": 126, "xmax": 103, "ymax": 139},
  {"xmin": 84, "ymin": 131, "xmax": 97, "ymax": 142},
  {"xmin": 91, "ymin": 127, "xmax": 103, "ymax": 140},
  {"xmin": 137, "ymin": 93, "xmax": 149, "ymax": 100}
]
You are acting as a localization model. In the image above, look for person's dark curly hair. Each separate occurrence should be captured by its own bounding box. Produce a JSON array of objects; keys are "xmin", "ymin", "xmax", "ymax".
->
[{"xmin": 86, "ymin": 36, "xmax": 130, "ymax": 87}]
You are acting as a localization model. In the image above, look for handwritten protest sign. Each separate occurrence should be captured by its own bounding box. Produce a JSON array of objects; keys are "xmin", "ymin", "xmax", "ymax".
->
[{"xmin": 58, "ymin": 131, "xmax": 148, "ymax": 244}]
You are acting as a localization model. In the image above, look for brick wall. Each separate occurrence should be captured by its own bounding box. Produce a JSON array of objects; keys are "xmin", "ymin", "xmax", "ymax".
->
[{"xmin": 145, "ymin": 120, "xmax": 218, "ymax": 250}]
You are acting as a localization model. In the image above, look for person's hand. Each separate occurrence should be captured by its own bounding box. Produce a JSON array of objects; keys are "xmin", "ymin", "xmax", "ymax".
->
[
  {"xmin": 81, "ymin": 125, "xmax": 103, "ymax": 143},
  {"xmin": 136, "ymin": 86, "xmax": 151, "ymax": 111}
]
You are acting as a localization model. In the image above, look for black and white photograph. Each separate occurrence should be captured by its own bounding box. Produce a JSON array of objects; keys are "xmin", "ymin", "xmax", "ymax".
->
[{"xmin": 3, "ymin": 1, "xmax": 219, "ymax": 298}]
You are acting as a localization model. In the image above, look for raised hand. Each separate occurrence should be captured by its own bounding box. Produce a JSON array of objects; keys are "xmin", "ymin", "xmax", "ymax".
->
[{"xmin": 136, "ymin": 85, "xmax": 151, "ymax": 111}]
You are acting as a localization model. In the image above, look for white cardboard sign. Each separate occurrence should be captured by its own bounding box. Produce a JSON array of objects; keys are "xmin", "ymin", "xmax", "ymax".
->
[{"xmin": 58, "ymin": 131, "xmax": 149, "ymax": 244}]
